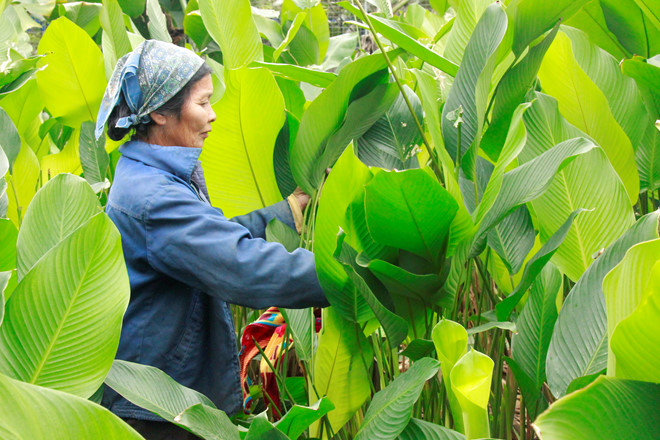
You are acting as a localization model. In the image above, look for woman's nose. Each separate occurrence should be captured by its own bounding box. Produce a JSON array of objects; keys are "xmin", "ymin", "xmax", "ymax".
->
[{"xmin": 209, "ymin": 107, "xmax": 216, "ymax": 123}]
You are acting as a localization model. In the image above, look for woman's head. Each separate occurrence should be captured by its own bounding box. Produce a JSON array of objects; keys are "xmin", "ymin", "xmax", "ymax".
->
[
  {"xmin": 96, "ymin": 40, "xmax": 215, "ymax": 147},
  {"xmin": 106, "ymin": 63, "xmax": 214, "ymax": 145}
]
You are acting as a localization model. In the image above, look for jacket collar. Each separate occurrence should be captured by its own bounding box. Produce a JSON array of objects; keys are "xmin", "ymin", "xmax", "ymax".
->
[{"xmin": 119, "ymin": 140, "xmax": 202, "ymax": 183}]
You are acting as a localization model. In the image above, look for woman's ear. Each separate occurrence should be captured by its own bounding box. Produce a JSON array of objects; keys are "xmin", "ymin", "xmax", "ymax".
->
[{"xmin": 150, "ymin": 111, "xmax": 168, "ymax": 126}]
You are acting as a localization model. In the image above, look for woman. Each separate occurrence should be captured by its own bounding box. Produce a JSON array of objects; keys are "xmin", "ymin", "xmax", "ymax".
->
[{"xmin": 95, "ymin": 40, "xmax": 328, "ymax": 439}]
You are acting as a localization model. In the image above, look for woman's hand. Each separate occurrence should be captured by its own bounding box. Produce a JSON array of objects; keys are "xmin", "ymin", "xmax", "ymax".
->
[{"xmin": 292, "ymin": 187, "xmax": 311, "ymax": 211}]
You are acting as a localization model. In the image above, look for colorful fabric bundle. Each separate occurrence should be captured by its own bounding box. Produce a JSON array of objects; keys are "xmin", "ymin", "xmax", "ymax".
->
[{"xmin": 238, "ymin": 307, "xmax": 290, "ymax": 417}]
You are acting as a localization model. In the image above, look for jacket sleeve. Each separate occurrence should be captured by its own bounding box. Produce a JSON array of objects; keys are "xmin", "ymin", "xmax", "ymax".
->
[
  {"xmin": 145, "ymin": 184, "xmax": 329, "ymax": 309},
  {"xmin": 228, "ymin": 200, "xmax": 296, "ymax": 239}
]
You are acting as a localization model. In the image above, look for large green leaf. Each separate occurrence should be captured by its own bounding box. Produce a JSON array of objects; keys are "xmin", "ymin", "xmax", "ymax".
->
[
  {"xmin": 441, "ymin": 3, "xmax": 507, "ymax": 177},
  {"xmin": 199, "ymin": 0, "xmax": 262, "ymax": 70},
  {"xmin": 443, "ymin": 0, "xmax": 492, "ymax": 65},
  {"xmin": 0, "ymin": 79, "xmax": 44, "ymax": 157},
  {"xmin": 537, "ymin": 31, "xmax": 639, "ymax": 202},
  {"xmin": 602, "ymin": 238, "xmax": 660, "ymax": 375},
  {"xmin": 637, "ymin": 119, "xmax": 660, "ymax": 193},
  {"xmin": 496, "ymin": 209, "xmax": 583, "ymax": 321},
  {"xmin": 57, "ymin": 2, "xmax": 102, "ymax": 38},
  {"xmin": 0, "ymin": 219, "xmax": 17, "ymax": 271},
  {"xmin": 274, "ymin": 397, "xmax": 334, "ymax": 439},
  {"xmin": 200, "ymin": 67, "xmax": 284, "ymax": 218},
  {"xmin": 533, "ymin": 376, "xmax": 660, "ymax": 439},
  {"xmin": 105, "ymin": 360, "xmax": 240, "ymax": 439},
  {"xmin": 510, "ymin": 263, "xmax": 561, "ymax": 418},
  {"xmin": 470, "ymin": 137, "xmax": 598, "ymax": 257},
  {"xmin": 610, "ymin": 260, "xmax": 660, "ymax": 382},
  {"xmin": 365, "ymin": 169, "xmax": 457, "ymax": 266},
  {"xmin": 117, "ymin": 0, "xmax": 145, "ymax": 17},
  {"xmin": 0, "ymin": 212, "xmax": 129, "ymax": 398},
  {"xmin": 399, "ymin": 418, "xmax": 465, "ymax": 440},
  {"xmin": 281, "ymin": 0, "xmax": 329, "ymax": 63},
  {"xmin": 291, "ymin": 52, "xmax": 393, "ymax": 194},
  {"xmin": 521, "ymin": 93, "xmax": 635, "ymax": 281},
  {"xmin": 545, "ymin": 211, "xmax": 660, "ymax": 398},
  {"xmin": 600, "ymin": 0, "xmax": 660, "ymax": 58},
  {"xmin": 487, "ymin": 205, "xmax": 535, "ymax": 276},
  {"xmin": 16, "ymin": 174, "xmax": 100, "ymax": 280},
  {"xmin": 356, "ymin": 85, "xmax": 423, "ymax": 170},
  {"xmin": 563, "ymin": 1, "xmax": 628, "ymax": 61},
  {"xmin": 335, "ymin": 233, "xmax": 408, "ymax": 347},
  {"xmin": 36, "ymin": 17, "xmax": 106, "ymax": 127},
  {"xmin": 621, "ymin": 55, "xmax": 660, "ymax": 119},
  {"xmin": 481, "ymin": 23, "xmax": 558, "ymax": 161},
  {"xmin": 314, "ymin": 147, "xmax": 375, "ymax": 323},
  {"xmin": 252, "ymin": 61, "xmax": 336, "ymax": 88},
  {"xmin": 100, "ymin": 0, "xmax": 131, "ymax": 78},
  {"xmin": 563, "ymin": 27, "xmax": 649, "ymax": 151},
  {"xmin": 312, "ymin": 307, "xmax": 372, "ymax": 436},
  {"xmin": 509, "ymin": 0, "xmax": 589, "ymax": 55},
  {"xmin": 146, "ymin": 0, "xmax": 171, "ymax": 42},
  {"xmin": 0, "ymin": 373, "xmax": 144, "ymax": 439},
  {"xmin": 5, "ymin": 138, "xmax": 39, "ymax": 227},
  {"xmin": 355, "ymin": 357, "xmax": 440, "ymax": 440}
]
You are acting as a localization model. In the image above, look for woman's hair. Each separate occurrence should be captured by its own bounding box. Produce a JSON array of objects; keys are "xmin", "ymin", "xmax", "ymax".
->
[{"xmin": 107, "ymin": 63, "xmax": 213, "ymax": 141}]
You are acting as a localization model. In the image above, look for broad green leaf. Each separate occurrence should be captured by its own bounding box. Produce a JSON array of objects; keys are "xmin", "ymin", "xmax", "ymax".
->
[
  {"xmin": 632, "ymin": 0, "xmax": 660, "ymax": 31},
  {"xmin": 146, "ymin": 0, "xmax": 171, "ymax": 42},
  {"xmin": 366, "ymin": 0, "xmax": 392, "ymax": 17},
  {"xmin": 481, "ymin": 23, "xmax": 558, "ymax": 161},
  {"xmin": 319, "ymin": 82, "xmax": 400, "ymax": 176},
  {"xmin": 265, "ymin": 218, "xmax": 299, "ymax": 253},
  {"xmin": 356, "ymin": 85, "xmax": 423, "ymax": 170},
  {"xmin": 496, "ymin": 210, "xmax": 584, "ymax": 321},
  {"xmin": 0, "ymin": 213, "xmax": 129, "ymax": 398},
  {"xmin": 533, "ymin": 376, "xmax": 660, "ymax": 439},
  {"xmin": 315, "ymin": 147, "xmax": 374, "ymax": 323},
  {"xmin": 602, "ymin": 238, "xmax": 660, "ymax": 374},
  {"xmin": 105, "ymin": 360, "xmax": 239, "ymax": 439},
  {"xmin": 432, "ymin": 319, "xmax": 468, "ymax": 433},
  {"xmin": 57, "ymin": 2, "xmax": 102, "ymax": 37},
  {"xmin": 322, "ymin": 32, "xmax": 358, "ymax": 72},
  {"xmin": 563, "ymin": 0, "xmax": 629, "ymax": 60},
  {"xmin": 443, "ymin": 0, "xmax": 492, "ymax": 65},
  {"xmin": 563, "ymin": 27, "xmax": 649, "ymax": 151},
  {"xmin": 117, "ymin": 0, "xmax": 145, "ymax": 17},
  {"xmin": 470, "ymin": 137, "xmax": 598, "ymax": 257},
  {"xmin": 441, "ymin": 3, "xmax": 507, "ymax": 177},
  {"xmin": 335, "ymin": 232, "xmax": 409, "ymax": 347},
  {"xmin": 5, "ymin": 141, "xmax": 39, "ymax": 227},
  {"xmin": 79, "ymin": 121, "xmax": 109, "ymax": 187},
  {"xmin": 200, "ymin": 67, "xmax": 284, "ymax": 218},
  {"xmin": 99, "ymin": 0, "xmax": 132, "ymax": 78},
  {"xmin": 399, "ymin": 418, "xmax": 465, "ymax": 440},
  {"xmin": 509, "ymin": 0, "xmax": 589, "ymax": 55},
  {"xmin": 36, "ymin": 17, "xmax": 106, "ymax": 127},
  {"xmin": 16, "ymin": 174, "xmax": 99, "ymax": 279},
  {"xmin": 450, "ymin": 349, "xmax": 493, "ymax": 440},
  {"xmin": 252, "ymin": 61, "xmax": 336, "ymax": 88},
  {"xmin": 0, "ymin": 219, "xmax": 17, "ymax": 271},
  {"xmin": 610, "ymin": 260, "xmax": 660, "ymax": 382},
  {"xmin": 199, "ymin": 0, "xmax": 262, "ymax": 70},
  {"xmin": 355, "ymin": 357, "xmax": 440, "ymax": 440},
  {"xmin": 0, "ymin": 79, "xmax": 44, "ymax": 156},
  {"xmin": 521, "ymin": 93, "xmax": 635, "ymax": 281},
  {"xmin": 173, "ymin": 404, "xmax": 239, "ymax": 440},
  {"xmin": 487, "ymin": 206, "xmax": 535, "ymax": 276},
  {"xmin": 275, "ymin": 397, "xmax": 334, "ymax": 439},
  {"xmin": 291, "ymin": 52, "xmax": 394, "ymax": 194},
  {"xmin": 273, "ymin": 113, "xmax": 298, "ymax": 198},
  {"xmin": 537, "ymin": 31, "xmax": 639, "ymax": 202},
  {"xmin": 312, "ymin": 307, "xmax": 372, "ymax": 436},
  {"xmin": 0, "ymin": 52, "xmax": 42, "ymax": 97},
  {"xmin": 0, "ymin": 373, "xmax": 144, "ymax": 439},
  {"xmin": 273, "ymin": 11, "xmax": 307, "ymax": 61},
  {"xmin": 0, "ymin": 108, "xmax": 21, "ymax": 173},
  {"xmin": 621, "ymin": 55, "xmax": 660, "ymax": 120},
  {"xmin": 546, "ymin": 211, "xmax": 660, "ymax": 398},
  {"xmin": 400, "ymin": 339, "xmax": 435, "ymax": 362},
  {"xmin": 184, "ymin": 7, "xmax": 212, "ymax": 49},
  {"xmin": 511, "ymin": 263, "xmax": 561, "ymax": 418},
  {"xmin": 367, "ymin": 259, "xmax": 442, "ymax": 306},
  {"xmin": 600, "ymin": 0, "xmax": 660, "ymax": 58},
  {"xmin": 365, "ymin": 169, "xmax": 457, "ymax": 266},
  {"xmin": 341, "ymin": 2, "xmax": 458, "ymax": 76},
  {"xmin": 244, "ymin": 413, "xmax": 289, "ymax": 440},
  {"xmin": 252, "ymin": 8, "xmax": 283, "ymax": 47},
  {"xmin": 281, "ymin": 0, "xmax": 329, "ymax": 63}
]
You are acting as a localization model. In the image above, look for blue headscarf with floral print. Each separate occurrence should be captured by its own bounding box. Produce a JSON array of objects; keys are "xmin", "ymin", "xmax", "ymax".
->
[{"xmin": 95, "ymin": 40, "xmax": 204, "ymax": 140}]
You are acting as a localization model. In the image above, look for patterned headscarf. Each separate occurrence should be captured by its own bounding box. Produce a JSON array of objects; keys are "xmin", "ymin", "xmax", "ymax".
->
[{"xmin": 95, "ymin": 40, "xmax": 204, "ymax": 140}]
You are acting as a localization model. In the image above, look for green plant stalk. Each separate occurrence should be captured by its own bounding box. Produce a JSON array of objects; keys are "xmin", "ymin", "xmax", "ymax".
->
[
  {"xmin": 250, "ymin": 336, "xmax": 295, "ymax": 414},
  {"xmin": 353, "ymin": 0, "xmax": 443, "ymax": 178}
]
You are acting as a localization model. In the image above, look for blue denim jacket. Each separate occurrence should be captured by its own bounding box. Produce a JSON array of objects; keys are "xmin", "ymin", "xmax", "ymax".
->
[{"xmin": 103, "ymin": 140, "xmax": 327, "ymax": 420}]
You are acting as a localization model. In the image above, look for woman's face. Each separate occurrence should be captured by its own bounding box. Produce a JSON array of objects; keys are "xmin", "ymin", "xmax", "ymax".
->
[{"xmin": 154, "ymin": 74, "xmax": 216, "ymax": 148}]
